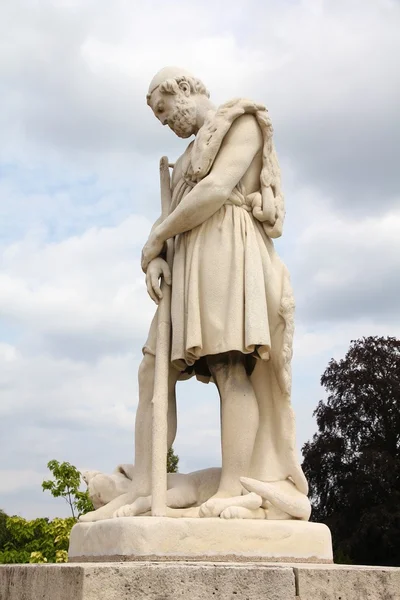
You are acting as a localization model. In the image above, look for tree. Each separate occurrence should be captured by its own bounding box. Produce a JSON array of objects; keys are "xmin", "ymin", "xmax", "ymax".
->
[
  {"xmin": 302, "ymin": 336, "xmax": 400, "ymax": 566},
  {"xmin": 42, "ymin": 460, "xmax": 93, "ymax": 519},
  {"xmin": 1, "ymin": 460, "xmax": 94, "ymax": 564},
  {"xmin": 0, "ymin": 510, "xmax": 11, "ymax": 550},
  {"xmin": 0, "ymin": 514, "xmax": 74, "ymax": 564},
  {"xmin": 167, "ymin": 446, "xmax": 179, "ymax": 473}
]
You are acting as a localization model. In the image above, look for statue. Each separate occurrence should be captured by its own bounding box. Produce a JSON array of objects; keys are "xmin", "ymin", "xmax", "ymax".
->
[{"xmin": 80, "ymin": 66, "xmax": 311, "ymax": 524}]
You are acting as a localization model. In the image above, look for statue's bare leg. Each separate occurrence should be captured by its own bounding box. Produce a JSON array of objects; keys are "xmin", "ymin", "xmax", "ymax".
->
[
  {"xmin": 199, "ymin": 352, "xmax": 259, "ymax": 517},
  {"xmin": 80, "ymin": 353, "xmax": 179, "ymax": 522},
  {"xmin": 133, "ymin": 352, "xmax": 179, "ymax": 496}
]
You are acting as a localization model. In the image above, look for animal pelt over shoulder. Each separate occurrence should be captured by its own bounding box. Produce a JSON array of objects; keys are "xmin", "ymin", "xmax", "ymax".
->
[{"xmin": 190, "ymin": 98, "xmax": 285, "ymax": 239}]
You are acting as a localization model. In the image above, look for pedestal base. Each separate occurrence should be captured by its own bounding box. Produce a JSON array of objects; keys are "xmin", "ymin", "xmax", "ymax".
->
[
  {"xmin": 2, "ymin": 563, "xmax": 400, "ymax": 600},
  {"xmin": 68, "ymin": 517, "xmax": 333, "ymax": 563}
]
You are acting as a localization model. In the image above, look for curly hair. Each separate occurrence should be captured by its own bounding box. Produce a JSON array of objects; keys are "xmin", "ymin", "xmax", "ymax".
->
[{"xmin": 147, "ymin": 75, "xmax": 210, "ymax": 104}]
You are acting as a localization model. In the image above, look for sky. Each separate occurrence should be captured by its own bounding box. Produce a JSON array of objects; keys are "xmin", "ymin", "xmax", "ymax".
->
[{"xmin": 0, "ymin": 0, "xmax": 399, "ymax": 519}]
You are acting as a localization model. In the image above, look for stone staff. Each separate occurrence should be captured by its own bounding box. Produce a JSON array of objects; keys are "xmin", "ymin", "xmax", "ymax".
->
[{"xmin": 151, "ymin": 156, "xmax": 174, "ymax": 516}]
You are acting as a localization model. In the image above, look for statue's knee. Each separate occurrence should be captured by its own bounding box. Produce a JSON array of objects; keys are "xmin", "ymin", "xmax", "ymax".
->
[{"xmin": 138, "ymin": 353, "xmax": 155, "ymax": 388}]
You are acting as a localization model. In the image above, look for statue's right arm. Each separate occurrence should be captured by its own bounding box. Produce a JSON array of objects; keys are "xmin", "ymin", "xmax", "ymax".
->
[
  {"xmin": 148, "ymin": 215, "xmax": 167, "ymax": 260},
  {"xmin": 150, "ymin": 215, "xmax": 162, "ymax": 234},
  {"xmin": 154, "ymin": 114, "xmax": 263, "ymax": 243}
]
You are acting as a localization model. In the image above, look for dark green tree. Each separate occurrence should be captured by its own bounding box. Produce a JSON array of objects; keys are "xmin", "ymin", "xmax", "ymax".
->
[
  {"xmin": 302, "ymin": 336, "xmax": 400, "ymax": 566},
  {"xmin": 167, "ymin": 447, "xmax": 179, "ymax": 473},
  {"xmin": 0, "ymin": 510, "xmax": 11, "ymax": 551},
  {"xmin": 42, "ymin": 460, "xmax": 93, "ymax": 519}
]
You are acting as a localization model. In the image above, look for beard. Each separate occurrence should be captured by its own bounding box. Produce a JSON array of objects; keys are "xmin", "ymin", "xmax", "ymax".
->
[{"xmin": 168, "ymin": 97, "xmax": 197, "ymax": 138}]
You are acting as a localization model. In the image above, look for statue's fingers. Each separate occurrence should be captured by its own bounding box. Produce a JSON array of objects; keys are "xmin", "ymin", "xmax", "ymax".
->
[
  {"xmin": 161, "ymin": 263, "xmax": 172, "ymax": 285},
  {"xmin": 151, "ymin": 272, "xmax": 163, "ymax": 300},
  {"xmin": 146, "ymin": 274, "xmax": 159, "ymax": 304}
]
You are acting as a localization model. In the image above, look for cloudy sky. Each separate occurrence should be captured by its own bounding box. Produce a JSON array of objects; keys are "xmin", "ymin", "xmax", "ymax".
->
[{"xmin": 0, "ymin": 0, "xmax": 399, "ymax": 519}]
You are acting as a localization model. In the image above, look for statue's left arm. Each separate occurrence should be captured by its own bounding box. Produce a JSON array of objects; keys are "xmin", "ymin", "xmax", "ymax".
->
[{"xmin": 141, "ymin": 114, "xmax": 263, "ymax": 271}]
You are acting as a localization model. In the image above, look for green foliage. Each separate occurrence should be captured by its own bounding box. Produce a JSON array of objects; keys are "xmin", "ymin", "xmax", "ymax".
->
[
  {"xmin": 0, "ymin": 510, "xmax": 11, "ymax": 550},
  {"xmin": 1, "ymin": 453, "xmax": 183, "ymax": 564},
  {"xmin": 29, "ymin": 551, "xmax": 47, "ymax": 563},
  {"xmin": 74, "ymin": 490, "xmax": 95, "ymax": 516},
  {"xmin": 302, "ymin": 336, "xmax": 400, "ymax": 566},
  {"xmin": 42, "ymin": 460, "xmax": 94, "ymax": 518},
  {"xmin": 167, "ymin": 446, "xmax": 179, "ymax": 473},
  {"xmin": 0, "ymin": 459, "xmax": 95, "ymax": 564},
  {"xmin": 0, "ymin": 514, "xmax": 75, "ymax": 564}
]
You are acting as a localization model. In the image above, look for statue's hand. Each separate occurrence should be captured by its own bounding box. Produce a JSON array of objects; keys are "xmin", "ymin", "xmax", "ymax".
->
[
  {"xmin": 145, "ymin": 257, "xmax": 172, "ymax": 304},
  {"xmin": 141, "ymin": 229, "xmax": 165, "ymax": 273}
]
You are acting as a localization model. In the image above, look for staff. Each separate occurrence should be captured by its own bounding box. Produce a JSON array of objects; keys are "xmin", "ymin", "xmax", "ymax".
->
[{"xmin": 151, "ymin": 156, "xmax": 174, "ymax": 516}]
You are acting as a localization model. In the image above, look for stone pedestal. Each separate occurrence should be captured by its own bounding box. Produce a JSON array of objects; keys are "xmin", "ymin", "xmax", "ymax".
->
[
  {"xmin": 68, "ymin": 517, "xmax": 333, "ymax": 564},
  {"xmin": 1, "ymin": 562, "xmax": 399, "ymax": 600}
]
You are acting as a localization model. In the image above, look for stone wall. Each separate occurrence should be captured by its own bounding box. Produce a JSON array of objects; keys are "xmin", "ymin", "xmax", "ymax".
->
[{"xmin": 1, "ymin": 562, "xmax": 399, "ymax": 600}]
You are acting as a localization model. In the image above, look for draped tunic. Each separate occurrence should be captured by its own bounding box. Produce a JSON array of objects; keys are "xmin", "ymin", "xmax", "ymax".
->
[{"xmin": 143, "ymin": 98, "xmax": 308, "ymax": 496}]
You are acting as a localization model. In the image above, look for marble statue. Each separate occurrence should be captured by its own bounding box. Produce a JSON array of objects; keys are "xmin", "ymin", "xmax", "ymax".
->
[{"xmin": 80, "ymin": 66, "xmax": 311, "ymax": 525}]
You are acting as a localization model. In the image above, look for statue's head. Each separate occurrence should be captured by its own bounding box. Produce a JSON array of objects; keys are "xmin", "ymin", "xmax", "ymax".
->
[{"xmin": 147, "ymin": 66, "xmax": 210, "ymax": 138}]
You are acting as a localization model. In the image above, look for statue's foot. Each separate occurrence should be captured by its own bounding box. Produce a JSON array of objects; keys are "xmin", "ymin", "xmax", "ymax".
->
[
  {"xmin": 199, "ymin": 492, "xmax": 262, "ymax": 518},
  {"xmin": 240, "ymin": 477, "xmax": 311, "ymax": 521},
  {"xmin": 220, "ymin": 506, "xmax": 266, "ymax": 520}
]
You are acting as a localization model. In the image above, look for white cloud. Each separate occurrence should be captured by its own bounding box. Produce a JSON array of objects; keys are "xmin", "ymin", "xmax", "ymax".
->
[
  {"xmin": 0, "ymin": 470, "xmax": 45, "ymax": 494},
  {"xmin": 0, "ymin": 343, "xmax": 19, "ymax": 362},
  {"xmin": 0, "ymin": 0, "xmax": 399, "ymax": 518},
  {"xmin": 0, "ymin": 214, "xmax": 156, "ymax": 360},
  {"xmin": 0, "ymin": 349, "xmax": 138, "ymax": 424},
  {"xmin": 292, "ymin": 202, "xmax": 400, "ymax": 321},
  {"xmin": 1, "ymin": 0, "xmax": 399, "ymax": 207}
]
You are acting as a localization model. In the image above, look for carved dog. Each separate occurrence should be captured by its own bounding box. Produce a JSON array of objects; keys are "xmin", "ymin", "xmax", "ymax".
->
[{"xmin": 81, "ymin": 465, "xmax": 310, "ymax": 522}]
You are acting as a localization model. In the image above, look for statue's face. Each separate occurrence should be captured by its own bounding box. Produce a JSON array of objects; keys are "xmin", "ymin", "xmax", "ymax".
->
[{"xmin": 149, "ymin": 88, "xmax": 197, "ymax": 138}]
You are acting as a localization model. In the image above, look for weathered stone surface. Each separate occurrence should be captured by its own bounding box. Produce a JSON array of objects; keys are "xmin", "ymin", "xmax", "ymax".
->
[
  {"xmin": 1, "ymin": 562, "xmax": 400, "ymax": 600},
  {"xmin": 0, "ymin": 562, "xmax": 295, "ymax": 600},
  {"xmin": 0, "ymin": 564, "xmax": 83, "ymax": 600},
  {"xmin": 294, "ymin": 564, "xmax": 400, "ymax": 600},
  {"xmin": 68, "ymin": 517, "xmax": 333, "ymax": 563}
]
